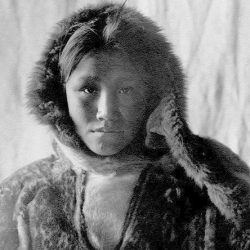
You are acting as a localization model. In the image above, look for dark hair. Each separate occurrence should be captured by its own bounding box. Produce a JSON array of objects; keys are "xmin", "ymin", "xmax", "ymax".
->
[
  {"xmin": 27, "ymin": 2, "xmax": 185, "ymax": 151},
  {"xmin": 59, "ymin": 20, "xmax": 121, "ymax": 82}
]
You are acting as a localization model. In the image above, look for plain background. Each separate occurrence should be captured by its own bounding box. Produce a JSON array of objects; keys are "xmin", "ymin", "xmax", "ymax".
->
[{"xmin": 0, "ymin": 0, "xmax": 249, "ymax": 180}]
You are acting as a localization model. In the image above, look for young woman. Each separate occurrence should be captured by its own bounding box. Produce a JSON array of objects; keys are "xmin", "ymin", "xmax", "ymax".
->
[{"xmin": 0, "ymin": 3, "xmax": 250, "ymax": 249}]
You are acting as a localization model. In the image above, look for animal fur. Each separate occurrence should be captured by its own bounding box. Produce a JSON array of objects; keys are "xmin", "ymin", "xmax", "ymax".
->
[
  {"xmin": 0, "ymin": 2, "xmax": 249, "ymax": 249},
  {"xmin": 146, "ymin": 94, "xmax": 250, "ymax": 229}
]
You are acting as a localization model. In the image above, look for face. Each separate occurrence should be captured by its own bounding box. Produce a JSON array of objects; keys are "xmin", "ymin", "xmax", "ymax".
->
[{"xmin": 65, "ymin": 51, "xmax": 149, "ymax": 156}]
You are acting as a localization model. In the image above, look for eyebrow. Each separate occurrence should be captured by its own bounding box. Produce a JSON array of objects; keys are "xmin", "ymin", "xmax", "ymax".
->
[{"xmin": 79, "ymin": 76, "xmax": 100, "ymax": 84}]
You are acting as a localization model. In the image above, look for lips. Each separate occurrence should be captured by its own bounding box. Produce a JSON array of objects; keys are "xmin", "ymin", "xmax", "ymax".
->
[{"xmin": 92, "ymin": 127, "xmax": 123, "ymax": 133}]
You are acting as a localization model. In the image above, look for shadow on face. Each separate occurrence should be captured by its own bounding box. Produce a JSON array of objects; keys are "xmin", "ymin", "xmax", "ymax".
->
[{"xmin": 65, "ymin": 51, "xmax": 151, "ymax": 156}]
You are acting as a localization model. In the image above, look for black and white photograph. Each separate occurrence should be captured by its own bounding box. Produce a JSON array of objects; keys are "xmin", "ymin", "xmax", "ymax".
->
[{"xmin": 0, "ymin": 0, "xmax": 250, "ymax": 249}]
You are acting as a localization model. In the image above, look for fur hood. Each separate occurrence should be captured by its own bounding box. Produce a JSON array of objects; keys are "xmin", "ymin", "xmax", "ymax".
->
[
  {"xmin": 27, "ymin": 2, "xmax": 185, "ymax": 153},
  {"xmin": 27, "ymin": 2, "xmax": 250, "ymax": 231}
]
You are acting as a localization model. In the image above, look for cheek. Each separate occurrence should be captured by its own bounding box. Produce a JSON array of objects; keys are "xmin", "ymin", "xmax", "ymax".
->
[
  {"xmin": 67, "ymin": 94, "xmax": 96, "ymax": 124},
  {"xmin": 79, "ymin": 99, "xmax": 96, "ymax": 120},
  {"xmin": 120, "ymin": 100, "xmax": 148, "ymax": 129}
]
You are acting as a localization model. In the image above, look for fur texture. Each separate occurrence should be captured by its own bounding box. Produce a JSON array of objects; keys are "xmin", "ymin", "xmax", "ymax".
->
[
  {"xmin": 26, "ymin": 2, "xmax": 186, "ymax": 152},
  {"xmin": 146, "ymin": 94, "xmax": 250, "ymax": 229},
  {"xmin": 0, "ymin": 2, "xmax": 250, "ymax": 249}
]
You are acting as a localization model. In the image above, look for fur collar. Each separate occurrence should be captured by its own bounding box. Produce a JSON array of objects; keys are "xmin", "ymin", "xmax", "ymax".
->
[{"xmin": 54, "ymin": 139, "xmax": 154, "ymax": 176}]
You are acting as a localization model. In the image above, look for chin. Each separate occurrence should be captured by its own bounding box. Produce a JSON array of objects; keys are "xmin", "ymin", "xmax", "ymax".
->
[
  {"xmin": 84, "ymin": 134, "xmax": 134, "ymax": 156},
  {"xmin": 92, "ymin": 147, "xmax": 121, "ymax": 156},
  {"xmin": 90, "ymin": 142, "xmax": 125, "ymax": 156}
]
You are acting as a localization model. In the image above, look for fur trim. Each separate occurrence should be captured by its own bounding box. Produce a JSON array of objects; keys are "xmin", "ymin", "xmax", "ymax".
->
[
  {"xmin": 146, "ymin": 93, "xmax": 250, "ymax": 228},
  {"xmin": 26, "ymin": 2, "xmax": 186, "ymax": 151}
]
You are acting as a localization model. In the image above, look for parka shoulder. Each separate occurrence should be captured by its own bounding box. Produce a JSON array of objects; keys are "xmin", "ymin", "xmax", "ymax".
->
[{"xmin": 0, "ymin": 154, "xmax": 78, "ymax": 250}]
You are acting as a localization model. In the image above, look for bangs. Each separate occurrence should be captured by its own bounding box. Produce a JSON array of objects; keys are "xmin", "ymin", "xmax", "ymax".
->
[
  {"xmin": 59, "ymin": 9, "xmax": 123, "ymax": 83},
  {"xmin": 59, "ymin": 25, "xmax": 102, "ymax": 82}
]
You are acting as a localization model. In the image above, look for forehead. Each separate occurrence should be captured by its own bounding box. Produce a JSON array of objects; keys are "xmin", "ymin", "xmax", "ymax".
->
[
  {"xmin": 69, "ymin": 51, "xmax": 144, "ymax": 85},
  {"xmin": 94, "ymin": 51, "xmax": 135, "ymax": 74}
]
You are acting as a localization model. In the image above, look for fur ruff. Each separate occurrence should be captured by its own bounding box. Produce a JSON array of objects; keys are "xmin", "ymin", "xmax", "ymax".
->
[{"xmin": 26, "ymin": 1, "xmax": 186, "ymax": 152}]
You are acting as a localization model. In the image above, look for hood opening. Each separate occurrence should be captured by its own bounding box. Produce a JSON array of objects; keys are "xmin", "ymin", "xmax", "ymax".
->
[{"xmin": 27, "ymin": 2, "xmax": 186, "ymax": 159}]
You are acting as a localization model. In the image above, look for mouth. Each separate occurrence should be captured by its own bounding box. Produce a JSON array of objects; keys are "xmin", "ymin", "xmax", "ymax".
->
[{"xmin": 92, "ymin": 128, "xmax": 123, "ymax": 133}]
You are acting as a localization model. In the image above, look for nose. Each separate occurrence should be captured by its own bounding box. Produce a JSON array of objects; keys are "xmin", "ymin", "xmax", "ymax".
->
[{"xmin": 96, "ymin": 89, "xmax": 120, "ymax": 122}]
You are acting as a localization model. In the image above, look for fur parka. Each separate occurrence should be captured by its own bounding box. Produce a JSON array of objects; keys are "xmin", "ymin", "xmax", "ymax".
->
[{"xmin": 1, "ymin": 2, "xmax": 250, "ymax": 249}]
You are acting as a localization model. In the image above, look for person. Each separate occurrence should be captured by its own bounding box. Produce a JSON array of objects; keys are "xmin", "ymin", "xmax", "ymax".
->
[{"xmin": 0, "ymin": 2, "xmax": 250, "ymax": 249}]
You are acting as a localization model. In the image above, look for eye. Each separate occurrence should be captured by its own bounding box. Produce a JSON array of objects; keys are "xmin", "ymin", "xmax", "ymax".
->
[
  {"xmin": 80, "ymin": 86, "xmax": 98, "ymax": 95},
  {"xmin": 118, "ymin": 87, "xmax": 134, "ymax": 94}
]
